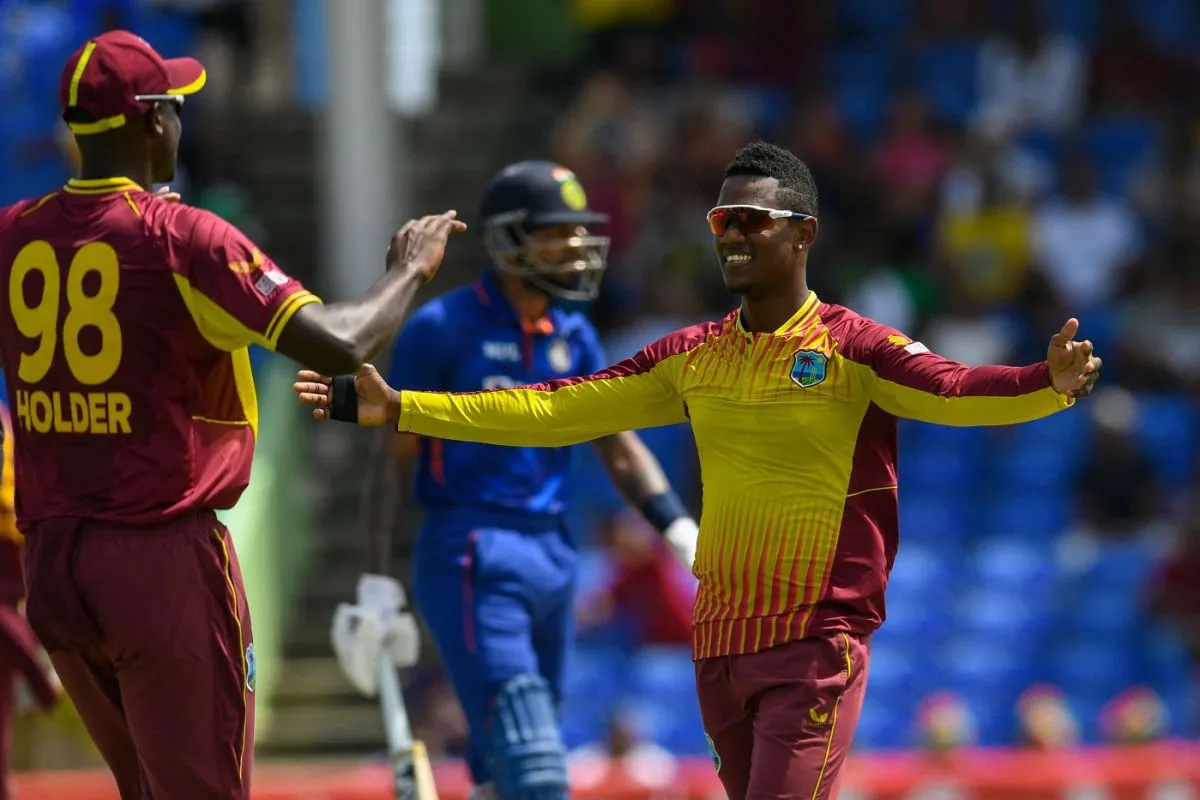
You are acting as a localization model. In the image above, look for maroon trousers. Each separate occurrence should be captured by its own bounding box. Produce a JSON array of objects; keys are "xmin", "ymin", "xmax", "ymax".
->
[
  {"xmin": 695, "ymin": 632, "xmax": 871, "ymax": 800},
  {"xmin": 23, "ymin": 512, "xmax": 254, "ymax": 800}
]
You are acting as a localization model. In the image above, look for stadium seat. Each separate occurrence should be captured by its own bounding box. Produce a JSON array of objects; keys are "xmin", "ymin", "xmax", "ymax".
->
[
  {"xmin": 953, "ymin": 589, "xmax": 1046, "ymax": 645},
  {"xmin": 968, "ymin": 537, "xmax": 1053, "ymax": 593},
  {"xmin": 990, "ymin": 440, "xmax": 1081, "ymax": 493},
  {"xmin": 900, "ymin": 444, "xmax": 982, "ymax": 494},
  {"xmin": 978, "ymin": 493, "xmax": 1069, "ymax": 542},
  {"xmin": 915, "ymin": 40, "xmax": 980, "ymax": 124},
  {"xmin": 941, "ymin": 637, "xmax": 1031, "ymax": 697},
  {"xmin": 1083, "ymin": 119, "xmax": 1158, "ymax": 196},
  {"xmin": 907, "ymin": 421, "xmax": 989, "ymax": 451},
  {"xmin": 1135, "ymin": 394, "xmax": 1198, "ymax": 487},
  {"xmin": 1049, "ymin": 640, "xmax": 1136, "ymax": 698},
  {"xmin": 854, "ymin": 703, "xmax": 910, "ymax": 750},
  {"xmin": 627, "ymin": 647, "xmax": 696, "ymax": 702},
  {"xmin": 898, "ymin": 491, "xmax": 973, "ymax": 545},
  {"xmin": 835, "ymin": 0, "xmax": 911, "ymax": 40},
  {"xmin": 1131, "ymin": 0, "xmax": 1196, "ymax": 48},
  {"xmin": 1039, "ymin": 0, "xmax": 1101, "ymax": 43},
  {"xmin": 835, "ymin": 79, "xmax": 889, "ymax": 139},
  {"xmin": 563, "ymin": 646, "xmax": 626, "ymax": 705}
]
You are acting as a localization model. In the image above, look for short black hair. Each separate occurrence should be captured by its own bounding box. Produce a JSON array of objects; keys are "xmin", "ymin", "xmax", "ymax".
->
[{"xmin": 724, "ymin": 141, "xmax": 818, "ymax": 217}]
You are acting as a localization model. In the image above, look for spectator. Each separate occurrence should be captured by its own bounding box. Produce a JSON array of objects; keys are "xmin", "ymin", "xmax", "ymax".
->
[
  {"xmin": 576, "ymin": 512, "xmax": 694, "ymax": 648},
  {"xmin": 973, "ymin": 0, "xmax": 1086, "ymax": 136},
  {"xmin": 1099, "ymin": 687, "xmax": 1169, "ymax": 745},
  {"xmin": 1016, "ymin": 685, "xmax": 1081, "ymax": 750},
  {"xmin": 1032, "ymin": 152, "xmax": 1141, "ymax": 311},
  {"xmin": 567, "ymin": 713, "xmax": 679, "ymax": 791}
]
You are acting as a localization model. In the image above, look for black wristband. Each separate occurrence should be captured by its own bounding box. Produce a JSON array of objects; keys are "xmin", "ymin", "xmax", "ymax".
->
[
  {"xmin": 329, "ymin": 375, "xmax": 359, "ymax": 423},
  {"xmin": 640, "ymin": 491, "xmax": 689, "ymax": 534}
]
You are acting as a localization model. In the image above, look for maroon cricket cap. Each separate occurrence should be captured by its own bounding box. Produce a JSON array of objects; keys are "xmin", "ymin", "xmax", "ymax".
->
[{"xmin": 59, "ymin": 30, "xmax": 206, "ymax": 135}]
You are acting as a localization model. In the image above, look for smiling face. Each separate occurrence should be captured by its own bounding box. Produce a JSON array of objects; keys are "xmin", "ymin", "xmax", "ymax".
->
[{"xmin": 712, "ymin": 174, "xmax": 817, "ymax": 298}]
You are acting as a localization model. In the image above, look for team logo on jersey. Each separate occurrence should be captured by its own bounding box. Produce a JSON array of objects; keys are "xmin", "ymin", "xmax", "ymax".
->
[
  {"xmin": 705, "ymin": 732, "xmax": 721, "ymax": 773},
  {"xmin": 887, "ymin": 333, "xmax": 930, "ymax": 355},
  {"xmin": 245, "ymin": 642, "xmax": 256, "ymax": 693},
  {"xmin": 551, "ymin": 167, "xmax": 588, "ymax": 211},
  {"xmin": 548, "ymin": 339, "xmax": 573, "ymax": 373},
  {"xmin": 228, "ymin": 247, "xmax": 265, "ymax": 274},
  {"xmin": 790, "ymin": 349, "xmax": 827, "ymax": 389}
]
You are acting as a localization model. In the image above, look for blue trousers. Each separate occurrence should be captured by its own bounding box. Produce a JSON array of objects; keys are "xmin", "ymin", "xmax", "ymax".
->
[{"xmin": 412, "ymin": 510, "xmax": 578, "ymax": 786}]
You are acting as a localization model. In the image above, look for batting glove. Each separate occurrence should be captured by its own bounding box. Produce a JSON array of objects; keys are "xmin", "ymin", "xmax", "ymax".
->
[{"xmin": 331, "ymin": 574, "xmax": 421, "ymax": 697}]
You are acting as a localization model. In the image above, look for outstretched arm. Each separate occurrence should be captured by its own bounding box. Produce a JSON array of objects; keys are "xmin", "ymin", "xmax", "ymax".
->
[{"xmin": 851, "ymin": 319, "xmax": 1100, "ymax": 426}]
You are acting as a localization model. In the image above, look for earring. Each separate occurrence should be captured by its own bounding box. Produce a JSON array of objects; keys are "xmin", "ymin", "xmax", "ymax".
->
[{"xmin": 797, "ymin": 243, "xmax": 804, "ymax": 250}]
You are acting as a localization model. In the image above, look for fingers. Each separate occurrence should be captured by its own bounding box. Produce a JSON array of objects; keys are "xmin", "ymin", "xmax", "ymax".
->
[
  {"xmin": 296, "ymin": 370, "xmax": 332, "ymax": 384},
  {"xmin": 294, "ymin": 386, "xmax": 331, "ymax": 403},
  {"xmin": 1049, "ymin": 318, "xmax": 1080, "ymax": 348}
]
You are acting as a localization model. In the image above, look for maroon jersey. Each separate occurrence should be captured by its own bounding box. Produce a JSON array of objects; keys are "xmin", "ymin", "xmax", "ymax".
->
[{"xmin": 0, "ymin": 176, "xmax": 320, "ymax": 526}]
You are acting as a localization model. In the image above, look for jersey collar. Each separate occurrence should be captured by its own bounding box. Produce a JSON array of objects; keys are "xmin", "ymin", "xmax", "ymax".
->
[
  {"xmin": 64, "ymin": 177, "xmax": 144, "ymax": 195},
  {"xmin": 475, "ymin": 271, "xmax": 558, "ymax": 335},
  {"xmin": 735, "ymin": 290, "xmax": 820, "ymax": 335}
]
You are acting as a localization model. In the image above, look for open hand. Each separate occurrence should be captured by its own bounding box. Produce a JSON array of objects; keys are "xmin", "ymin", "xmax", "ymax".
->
[
  {"xmin": 386, "ymin": 210, "xmax": 468, "ymax": 283},
  {"xmin": 293, "ymin": 363, "xmax": 396, "ymax": 426},
  {"xmin": 1047, "ymin": 318, "xmax": 1103, "ymax": 398}
]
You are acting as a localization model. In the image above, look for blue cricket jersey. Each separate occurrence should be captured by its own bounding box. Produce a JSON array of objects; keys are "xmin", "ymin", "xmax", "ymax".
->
[{"xmin": 386, "ymin": 271, "xmax": 607, "ymax": 517}]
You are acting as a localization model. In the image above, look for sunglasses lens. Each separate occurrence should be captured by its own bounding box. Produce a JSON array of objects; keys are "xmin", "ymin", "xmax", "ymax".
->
[{"xmin": 707, "ymin": 207, "xmax": 774, "ymax": 236}]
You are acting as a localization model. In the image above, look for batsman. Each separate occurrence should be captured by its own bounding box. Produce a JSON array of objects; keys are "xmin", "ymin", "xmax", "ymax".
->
[{"xmin": 330, "ymin": 161, "xmax": 699, "ymax": 800}]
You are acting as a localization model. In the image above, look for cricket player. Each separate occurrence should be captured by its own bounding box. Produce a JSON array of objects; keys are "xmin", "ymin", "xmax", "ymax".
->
[
  {"xmin": 336, "ymin": 160, "xmax": 700, "ymax": 800},
  {"xmin": 0, "ymin": 403, "xmax": 60, "ymax": 800},
  {"xmin": 294, "ymin": 140, "xmax": 1102, "ymax": 800},
  {"xmin": 0, "ymin": 30, "xmax": 465, "ymax": 799}
]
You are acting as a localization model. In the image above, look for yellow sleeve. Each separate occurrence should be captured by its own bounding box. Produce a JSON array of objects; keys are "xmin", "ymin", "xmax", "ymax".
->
[
  {"xmin": 398, "ymin": 347, "xmax": 689, "ymax": 446},
  {"xmin": 848, "ymin": 325, "xmax": 1072, "ymax": 426}
]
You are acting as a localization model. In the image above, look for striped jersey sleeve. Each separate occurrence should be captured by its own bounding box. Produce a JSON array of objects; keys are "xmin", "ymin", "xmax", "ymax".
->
[
  {"xmin": 840, "ymin": 318, "xmax": 1073, "ymax": 424},
  {"xmin": 397, "ymin": 325, "xmax": 713, "ymax": 444}
]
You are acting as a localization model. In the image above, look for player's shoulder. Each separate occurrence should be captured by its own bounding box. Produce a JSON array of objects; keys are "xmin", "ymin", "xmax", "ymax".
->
[
  {"xmin": 635, "ymin": 317, "xmax": 723, "ymax": 364},
  {"xmin": 822, "ymin": 303, "xmax": 924, "ymax": 363},
  {"xmin": 138, "ymin": 197, "xmax": 227, "ymax": 237},
  {"xmin": 0, "ymin": 192, "xmax": 57, "ymax": 233}
]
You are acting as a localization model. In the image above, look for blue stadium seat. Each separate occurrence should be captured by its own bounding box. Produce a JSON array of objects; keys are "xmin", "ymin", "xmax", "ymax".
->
[
  {"xmin": 900, "ymin": 444, "xmax": 982, "ymax": 494},
  {"xmin": 559, "ymin": 697, "xmax": 608, "ymax": 749},
  {"xmin": 628, "ymin": 647, "xmax": 696, "ymax": 702},
  {"xmin": 915, "ymin": 40, "xmax": 979, "ymax": 123},
  {"xmin": 1057, "ymin": 588, "xmax": 1140, "ymax": 638},
  {"xmin": 978, "ymin": 493, "xmax": 1069, "ymax": 542},
  {"xmin": 824, "ymin": 44, "xmax": 895, "ymax": 84},
  {"xmin": 1040, "ymin": 0, "xmax": 1101, "ymax": 43},
  {"xmin": 969, "ymin": 537, "xmax": 1053, "ymax": 593},
  {"xmin": 907, "ymin": 421, "xmax": 989, "ymax": 451},
  {"xmin": 563, "ymin": 646, "xmax": 626, "ymax": 705},
  {"xmin": 1083, "ymin": 119, "xmax": 1158, "ymax": 196},
  {"xmin": 953, "ymin": 589, "xmax": 1047, "ymax": 645},
  {"xmin": 990, "ymin": 440, "xmax": 1082, "ymax": 493},
  {"xmin": 898, "ymin": 491, "xmax": 972, "ymax": 545},
  {"xmin": 1049, "ymin": 640, "xmax": 1136, "ymax": 697},
  {"xmin": 835, "ymin": 79, "xmax": 889, "ymax": 139},
  {"xmin": 1131, "ymin": 0, "xmax": 1196, "ymax": 48},
  {"xmin": 835, "ymin": 0, "xmax": 911, "ymax": 40},
  {"xmin": 856, "ymin": 698, "xmax": 912, "ymax": 750},
  {"xmin": 631, "ymin": 700, "xmax": 706, "ymax": 754},
  {"xmin": 1135, "ymin": 394, "xmax": 1198, "ymax": 487},
  {"xmin": 941, "ymin": 637, "xmax": 1032, "ymax": 696}
]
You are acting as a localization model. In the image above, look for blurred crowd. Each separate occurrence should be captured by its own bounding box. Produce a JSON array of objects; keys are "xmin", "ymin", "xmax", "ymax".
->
[
  {"xmin": 539, "ymin": 0, "xmax": 1200, "ymax": 754},
  {"xmin": 3, "ymin": 0, "xmax": 1200, "ymax": 760}
]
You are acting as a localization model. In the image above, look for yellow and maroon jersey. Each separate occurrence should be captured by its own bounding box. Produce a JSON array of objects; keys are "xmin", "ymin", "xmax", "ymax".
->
[
  {"xmin": 0, "ymin": 177, "xmax": 320, "ymax": 526},
  {"xmin": 394, "ymin": 293, "xmax": 1073, "ymax": 659},
  {"xmin": 0, "ymin": 403, "xmax": 21, "ymax": 603}
]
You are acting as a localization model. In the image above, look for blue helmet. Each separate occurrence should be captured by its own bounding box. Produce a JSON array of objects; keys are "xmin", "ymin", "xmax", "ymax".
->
[{"xmin": 479, "ymin": 160, "xmax": 611, "ymax": 303}]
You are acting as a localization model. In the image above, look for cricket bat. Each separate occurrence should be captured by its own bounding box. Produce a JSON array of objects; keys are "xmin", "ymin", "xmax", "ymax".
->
[{"xmin": 378, "ymin": 649, "xmax": 439, "ymax": 800}]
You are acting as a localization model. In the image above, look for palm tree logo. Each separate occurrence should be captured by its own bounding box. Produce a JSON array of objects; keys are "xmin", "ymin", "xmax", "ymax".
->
[{"xmin": 791, "ymin": 350, "xmax": 828, "ymax": 388}]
